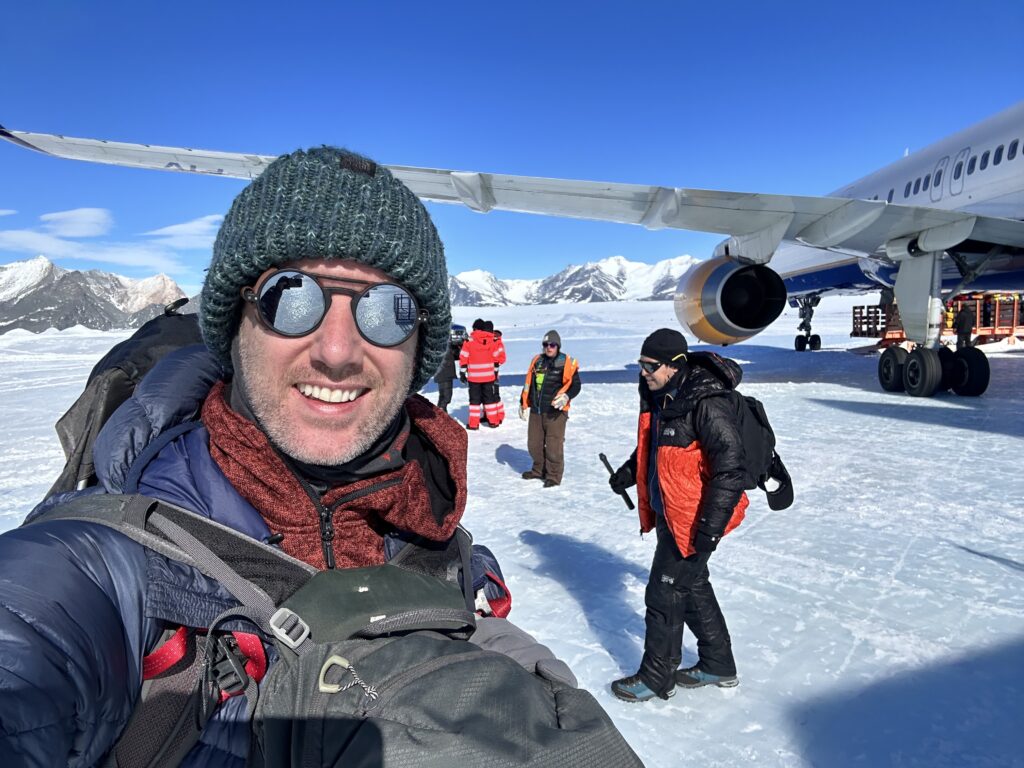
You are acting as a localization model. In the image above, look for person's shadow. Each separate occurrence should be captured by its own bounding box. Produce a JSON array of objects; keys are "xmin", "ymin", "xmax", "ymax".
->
[
  {"xmin": 518, "ymin": 529, "xmax": 649, "ymax": 672},
  {"xmin": 495, "ymin": 443, "xmax": 532, "ymax": 473}
]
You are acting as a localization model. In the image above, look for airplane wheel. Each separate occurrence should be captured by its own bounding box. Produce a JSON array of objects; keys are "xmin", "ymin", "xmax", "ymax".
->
[
  {"xmin": 794, "ymin": 335, "xmax": 808, "ymax": 351},
  {"xmin": 809, "ymin": 334, "xmax": 821, "ymax": 351},
  {"xmin": 936, "ymin": 346, "xmax": 955, "ymax": 391},
  {"xmin": 951, "ymin": 347, "xmax": 990, "ymax": 396},
  {"xmin": 878, "ymin": 346, "xmax": 907, "ymax": 392},
  {"xmin": 903, "ymin": 348, "xmax": 942, "ymax": 397}
]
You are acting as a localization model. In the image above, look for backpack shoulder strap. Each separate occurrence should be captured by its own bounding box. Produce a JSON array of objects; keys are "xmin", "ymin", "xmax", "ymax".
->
[{"xmin": 31, "ymin": 493, "xmax": 318, "ymax": 768}]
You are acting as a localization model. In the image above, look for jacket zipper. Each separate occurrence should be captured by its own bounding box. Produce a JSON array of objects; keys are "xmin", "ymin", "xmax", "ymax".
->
[{"xmin": 305, "ymin": 477, "xmax": 405, "ymax": 570}]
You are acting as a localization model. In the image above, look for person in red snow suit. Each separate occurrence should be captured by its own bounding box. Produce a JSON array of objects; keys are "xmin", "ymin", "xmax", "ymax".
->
[
  {"xmin": 459, "ymin": 319, "xmax": 504, "ymax": 429},
  {"xmin": 484, "ymin": 320, "xmax": 507, "ymax": 426}
]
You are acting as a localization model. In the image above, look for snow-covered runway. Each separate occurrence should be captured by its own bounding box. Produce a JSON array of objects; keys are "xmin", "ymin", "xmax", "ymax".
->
[{"xmin": 1, "ymin": 296, "xmax": 1021, "ymax": 767}]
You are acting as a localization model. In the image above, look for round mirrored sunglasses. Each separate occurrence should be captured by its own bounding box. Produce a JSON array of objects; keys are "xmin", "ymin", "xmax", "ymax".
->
[{"xmin": 242, "ymin": 269, "xmax": 427, "ymax": 348}]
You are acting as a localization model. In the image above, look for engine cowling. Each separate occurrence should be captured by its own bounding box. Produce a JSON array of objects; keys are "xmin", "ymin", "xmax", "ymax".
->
[{"xmin": 673, "ymin": 256, "xmax": 788, "ymax": 345}]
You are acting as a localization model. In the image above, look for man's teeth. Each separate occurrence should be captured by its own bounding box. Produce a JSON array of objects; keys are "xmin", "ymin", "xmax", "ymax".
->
[{"xmin": 298, "ymin": 384, "xmax": 361, "ymax": 403}]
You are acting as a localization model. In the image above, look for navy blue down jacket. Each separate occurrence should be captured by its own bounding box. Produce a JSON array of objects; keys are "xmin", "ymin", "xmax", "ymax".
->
[{"xmin": 0, "ymin": 346, "xmax": 521, "ymax": 767}]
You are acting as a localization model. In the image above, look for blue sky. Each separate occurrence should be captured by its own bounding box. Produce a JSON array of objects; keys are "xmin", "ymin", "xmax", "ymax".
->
[{"xmin": 1, "ymin": 0, "xmax": 1021, "ymax": 294}]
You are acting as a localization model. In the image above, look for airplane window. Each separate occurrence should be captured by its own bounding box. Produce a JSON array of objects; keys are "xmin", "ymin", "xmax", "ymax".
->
[
  {"xmin": 934, "ymin": 170, "xmax": 942, "ymax": 187},
  {"xmin": 904, "ymin": 181, "xmax": 912, "ymax": 198},
  {"xmin": 980, "ymin": 150, "xmax": 989, "ymax": 170},
  {"xmin": 922, "ymin": 173, "xmax": 931, "ymax": 189},
  {"xmin": 1009, "ymin": 139, "xmax": 1018, "ymax": 160},
  {"xmin": 954, "ymin": 161, "xmax": 963, "ymax": 180},
  {"xmin": 913, "ymin": 178, "xmax": 921, "ymax": 194},
  {"xmin": 968, "ymin": 156, "xmax": 977, "ymax": 174},
  {"xmin": 887, "ymin": 188, "xmax": 894, "ymax": 203},
  {"xmin": 994, "ymin": 145, "xmax": 1003, "ymax": 165}
]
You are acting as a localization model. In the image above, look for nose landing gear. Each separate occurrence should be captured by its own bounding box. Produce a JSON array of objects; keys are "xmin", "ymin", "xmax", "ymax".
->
[{"xmin": 794, "ymin": 296, "xmax": 821, "ymax": 351}]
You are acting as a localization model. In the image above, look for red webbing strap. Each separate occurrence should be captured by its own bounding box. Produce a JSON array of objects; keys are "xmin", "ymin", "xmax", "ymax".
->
[{"xmin": 142, "ymin": 626, "xmax": 188, "ymax": 679}]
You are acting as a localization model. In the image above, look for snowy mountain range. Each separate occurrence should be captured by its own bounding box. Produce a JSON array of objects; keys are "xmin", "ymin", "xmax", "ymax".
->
[
  {"xmin": 448, "ymin": 255, "xmax": 699, "ymax": 306},
  {"xmin": 0, "ymin": 256, "xmax": 185, "ymax": 334},
  {"xmin": 0, "ymin": 253, "xmax": 699, "ymax": 334}
]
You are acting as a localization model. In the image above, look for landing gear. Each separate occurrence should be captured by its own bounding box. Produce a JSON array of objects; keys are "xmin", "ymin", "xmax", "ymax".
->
[
  {"xmin": 903, "ymin": 347, "xmax": 942, "ymax": 397},
  {"xmin": 878, "ymin": 346, "xmax": 908, "ymax": 391},
  {"xmin": 876, "ymin": 344, "xmax": 990, "ymax": 397},
  {"xmin": 875, "ymin": 245, "xmax": 994, "ymax": 397},
  {"xmin": 794, "ymin": 296, "xmax": 821, "ymax": 352},
  {"xmin": 948, "ymin": 346, "xmax": 990, "ymax": 396}
]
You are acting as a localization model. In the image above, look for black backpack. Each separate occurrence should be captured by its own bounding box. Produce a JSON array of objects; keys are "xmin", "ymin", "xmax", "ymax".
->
[
  {"xmin": 730, "ymin": 392, "xmax": 794, "ymax": 510},
  {"xmin": 26, "ymin": 494, "xmax": 645, "ymax": 768},
  {"xmin": 48, "ymin": 299, "xmax": 202, "ymax": 496}
]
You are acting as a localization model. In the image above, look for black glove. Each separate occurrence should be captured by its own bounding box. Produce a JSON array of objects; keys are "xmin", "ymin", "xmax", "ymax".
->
[
  {"xmin": 459, "ymin": 371, "xmax": 467, "ymax": 384},
  {"xmin": 608, "ymin": 464, "xmax": 635, "ymax": 494},
  {"xmin": 693, "ymin": 529, "xmax": 720, "ymax": 553}
]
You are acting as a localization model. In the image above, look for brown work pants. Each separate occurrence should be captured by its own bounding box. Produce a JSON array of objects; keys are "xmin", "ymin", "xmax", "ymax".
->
[{"xmin": 527, "ymin": 411, "xmax": 568, "ymax": 484}]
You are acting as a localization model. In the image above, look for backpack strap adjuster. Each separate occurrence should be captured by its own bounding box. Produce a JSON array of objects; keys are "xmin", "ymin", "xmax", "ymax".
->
[
  {"xmin": 270, "ymin": 607, "xmax": 310, "ymax": 650},
  {"xmin": 210, "ymin": 634, "xmax": 250, "ymax": 697}
]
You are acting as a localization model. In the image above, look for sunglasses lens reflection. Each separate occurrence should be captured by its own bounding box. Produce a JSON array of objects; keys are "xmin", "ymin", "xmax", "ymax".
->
[{"xmin": 258, "ymin": 271, "xmax": 324, "ymax": 335}]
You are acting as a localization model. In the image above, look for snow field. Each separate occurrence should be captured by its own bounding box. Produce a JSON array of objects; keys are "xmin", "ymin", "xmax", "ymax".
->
[{"xmin": 1, "ymin": 296, "xmax": 1022, "ymax": 767}]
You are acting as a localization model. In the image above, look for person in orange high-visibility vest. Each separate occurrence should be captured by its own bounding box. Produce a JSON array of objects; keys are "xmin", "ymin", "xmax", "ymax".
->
[
  {"xmin": 459, "ymin": 319, "xmax": 503, "ymax": 429},
  {"xmin": 519, "ymin": 330, "xmax": 581, "ymax": 487}
]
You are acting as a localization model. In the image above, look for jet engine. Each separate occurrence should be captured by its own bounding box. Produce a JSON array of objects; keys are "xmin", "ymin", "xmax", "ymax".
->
[{"xmin": 673, "ymin": 256, "xmax": 788, "ymax": 345}]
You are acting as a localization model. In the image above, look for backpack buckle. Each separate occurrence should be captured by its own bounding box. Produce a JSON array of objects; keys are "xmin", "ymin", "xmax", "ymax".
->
[
  {"xmin": 269, "ymin": 607, "xmax": 310, "ymax": 650},
  {"xmin": 210, "ymin": 635, "xmax": 249, "ymax": 697}
]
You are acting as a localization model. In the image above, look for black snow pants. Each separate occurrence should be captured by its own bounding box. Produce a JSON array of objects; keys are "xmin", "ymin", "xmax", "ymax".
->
[
  {"xmin": 436, "ymin": 379, "xmax": 453, "ymax": 412},
  {"xmin": 638, "ymin": 516, "xmax": 736, "ymax": 694}
]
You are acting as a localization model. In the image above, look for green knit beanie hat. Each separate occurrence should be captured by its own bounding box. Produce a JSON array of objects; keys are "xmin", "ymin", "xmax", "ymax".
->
[{"xmin": 200, "ymin": 146, "xmax": 450, "ymax": 392}]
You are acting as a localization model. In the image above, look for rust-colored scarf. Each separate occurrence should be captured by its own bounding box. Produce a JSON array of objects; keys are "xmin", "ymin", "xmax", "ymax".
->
[{"xmin": 201, "ymin": 380, "xmax": 466, "ymax": 569}]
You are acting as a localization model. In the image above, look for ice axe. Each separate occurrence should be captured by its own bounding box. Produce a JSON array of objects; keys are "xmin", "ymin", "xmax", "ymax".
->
[{"xmin": 599, "ymin": 453, "xmax": 635, "ymax": 510}]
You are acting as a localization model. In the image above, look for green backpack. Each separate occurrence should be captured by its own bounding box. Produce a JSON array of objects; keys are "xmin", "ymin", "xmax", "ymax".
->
[{"xmin": 30, "ymin": 494, "xmax": 645, "ymax": 768}]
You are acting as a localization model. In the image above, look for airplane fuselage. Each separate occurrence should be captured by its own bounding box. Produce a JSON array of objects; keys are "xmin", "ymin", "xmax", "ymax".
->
[{"xmin": 772, "ymin": 102, "xmax": 1024, "ymax": 298}]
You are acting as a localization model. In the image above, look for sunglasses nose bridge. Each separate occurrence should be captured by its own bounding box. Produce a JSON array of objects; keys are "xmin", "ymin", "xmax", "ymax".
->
[{"xmin": 307, "ymin": 294, "xmax": 365, "ymax": 367}]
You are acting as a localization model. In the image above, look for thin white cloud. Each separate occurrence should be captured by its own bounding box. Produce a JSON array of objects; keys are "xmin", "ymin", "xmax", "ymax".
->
[
  {"xmin": 40, "ymin": 208, "xmax": 114, "ymax": 237},
  {"xmin": 0, "ymin": 229, "xmax": 188, "ymax": 274},
  {"xmin": 143, "ymin": 214, "xmax": 222, "ymax": 250},
  {"xmin": 0, "ymin": 210, "xmax": 15, "ymax": 217}
]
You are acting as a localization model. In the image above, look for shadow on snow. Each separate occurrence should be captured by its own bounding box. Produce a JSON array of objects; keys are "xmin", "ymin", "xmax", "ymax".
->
[
  {"xmin": 788, "ymin": 635, "xmax": 1024, "ymax": 768},
  {"xmin": 518, "ymin": 529, "xmax": 650, "ymax": 673}
]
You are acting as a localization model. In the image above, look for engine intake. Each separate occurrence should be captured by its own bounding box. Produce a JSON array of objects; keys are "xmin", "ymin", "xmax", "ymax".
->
[{"xmin": 674, "ymin": 256, "xmax": 788, "ymax": 344}]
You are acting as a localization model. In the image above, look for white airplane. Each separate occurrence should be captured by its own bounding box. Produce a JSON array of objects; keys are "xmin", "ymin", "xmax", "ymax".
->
[{"xmin": 3, "ymin": 101, "xmax": 1023, "ymax": 397}]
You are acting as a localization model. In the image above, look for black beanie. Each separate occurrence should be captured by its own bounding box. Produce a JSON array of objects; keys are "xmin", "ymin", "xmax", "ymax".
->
[
  {"xmin": 472, "ymin": 318, "xmax": 486, "ymax": 331},
  {"xmin": 542, "ymin": 329, "xmax": 561, "ymax": 347},
  {"xmin": 483, "ymin": 320, "xmax": 494, "ymax": 333},
  {"xmin": 641, "ymin": 328, "xmax": 688, "ymax": 366}
]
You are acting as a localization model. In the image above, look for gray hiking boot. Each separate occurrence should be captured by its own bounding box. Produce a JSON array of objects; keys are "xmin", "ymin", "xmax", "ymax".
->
[
  {"xmin": 674, "ymin": 665, "xmax": 738, "ymax": 689},
  {"xmin": 611, "ymin": 673, "xmax": 674, "ymax": 703}
]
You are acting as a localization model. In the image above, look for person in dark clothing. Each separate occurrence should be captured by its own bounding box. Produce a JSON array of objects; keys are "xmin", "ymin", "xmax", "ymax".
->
[
  {"xmin": 434, "ymin": 325, "xmax": 466, "ymax": 412},
  {"xmin": 954, "ymin": 304, "xmax": 975, "ymax": 350},
  {"xmin": 607, "ymin": 328, "xmax": 748, "ymax": 702},
  {"xmin": 519, "ymin": 330, "xmax": 581, "ymax": 487},
  {"xmin": 0, "ymin": 147, "xmax": 582, "ymax": 765}
]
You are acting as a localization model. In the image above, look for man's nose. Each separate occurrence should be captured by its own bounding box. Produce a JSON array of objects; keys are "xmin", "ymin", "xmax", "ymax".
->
[{"xmin": 308, "ymin": 297, "xmax": 364, "ymax": 370}]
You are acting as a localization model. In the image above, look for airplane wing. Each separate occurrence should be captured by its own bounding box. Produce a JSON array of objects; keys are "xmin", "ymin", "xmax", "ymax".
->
[{"xmin": 4, "ymin": 125, "xmax": 1024, "ymax": 260}]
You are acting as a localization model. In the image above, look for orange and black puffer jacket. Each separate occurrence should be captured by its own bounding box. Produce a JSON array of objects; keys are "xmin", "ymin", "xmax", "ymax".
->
[{"xmin": 634, "ymin": 352, "xmax": 749, "ymax": 557}]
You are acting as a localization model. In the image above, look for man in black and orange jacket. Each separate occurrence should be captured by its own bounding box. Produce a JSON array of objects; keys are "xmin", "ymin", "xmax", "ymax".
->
[
  {"xmin": 519, "ymin": 330, "xmax": 581, "ymax": 487},
  {"xmin": 607, "ymin": 328, "xmax": 748, "ymax": 702}
]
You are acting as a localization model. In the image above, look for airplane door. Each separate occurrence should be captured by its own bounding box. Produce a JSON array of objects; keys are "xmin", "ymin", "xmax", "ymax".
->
[
  {"xmin": 930, "ymin": 155, "xmax": 949, "ymax": 203},
  {"xmin": 949, "ymin": 147, "xmax": 970, "ymax": 197}
]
